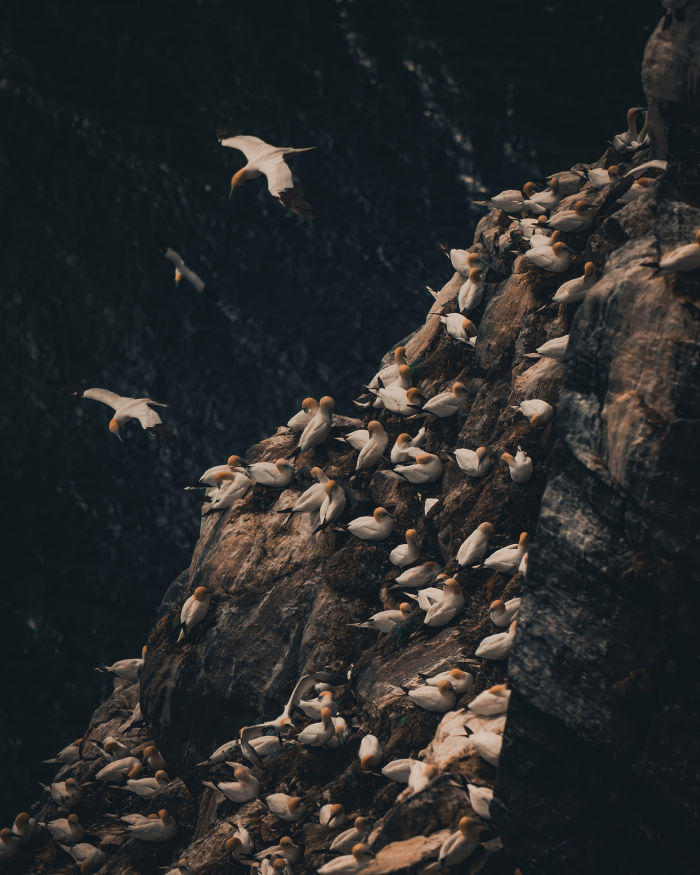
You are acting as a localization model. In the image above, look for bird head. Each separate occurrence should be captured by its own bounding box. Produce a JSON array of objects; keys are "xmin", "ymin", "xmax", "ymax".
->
[
  {"xmin": 302, "ymin": 397, "xmax": 318, "ymax": 412},
  {"xmin": 373, "ymin": 507, "xmax": 393, "ymax": 522},
  {"xmin": 108, "ymin": 418, "xmax": 122, "ymax": 440},
  {"xmin": 584, "ymin": 261, "xmax": 596, "ymax": 278},
  {"xmin": 522, "ymin": 181, "xmax": 537, "ymax": 197},
  {"xmin": 437, "ymin": 679, "xmax": 454, "ymax": 694},
  {"xmin": 394, "ymin": 346, "xmax": 407, "ymax": 364},
  {"xmin": 193, "ymin": 586, "xmax": 209, "ymax": 601},
  {"xmin": 229, "ymin": 168, "xmax": 247, "ymax": 197},
  {"xmin": 478, "ymin": 521, "xmax": 494, "ymax": 534}
]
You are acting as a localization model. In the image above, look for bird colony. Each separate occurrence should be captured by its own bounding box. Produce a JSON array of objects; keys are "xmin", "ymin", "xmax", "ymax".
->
[{"xmin": 13, "ymin": 47, "xmax": 700, "ymax": 875}]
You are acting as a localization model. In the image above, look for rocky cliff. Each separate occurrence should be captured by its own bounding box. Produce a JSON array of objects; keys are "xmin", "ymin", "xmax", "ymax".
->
[{"xmin": 7, "ymin": 6, "xmax": 700, "ymax": 874}]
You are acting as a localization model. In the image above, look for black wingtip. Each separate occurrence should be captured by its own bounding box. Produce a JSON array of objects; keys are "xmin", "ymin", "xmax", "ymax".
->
[
  {"xmin": 216, "ymin": 125, "xmax": 238, "ymax": 142},
  {"xmin": 279, "ymin": 188, "xmax": 315, "ymax": 220},
  {"xmin": 147, "ymin": 423, "xmax": 173, "ymax": 440}
]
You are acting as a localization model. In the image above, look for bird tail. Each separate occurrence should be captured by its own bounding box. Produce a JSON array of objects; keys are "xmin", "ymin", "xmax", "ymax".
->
[
  {"xmin": 177, "ymin": 628, "xmax": 185, "ymax": 643},
  {"xmin": 202, "ymin": 780, "xmax": 219, "ymax": 792}
]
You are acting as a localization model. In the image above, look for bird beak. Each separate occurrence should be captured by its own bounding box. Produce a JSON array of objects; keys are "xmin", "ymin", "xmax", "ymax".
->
[{"xmin": 229, "ymin": 185, "xmax": 235, "ymax": 199}]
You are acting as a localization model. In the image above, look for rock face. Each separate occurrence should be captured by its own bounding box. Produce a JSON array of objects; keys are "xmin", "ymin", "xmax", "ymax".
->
[{"xmin": 12, "ymin": 8, "xmax": 699, "ymax": 875}]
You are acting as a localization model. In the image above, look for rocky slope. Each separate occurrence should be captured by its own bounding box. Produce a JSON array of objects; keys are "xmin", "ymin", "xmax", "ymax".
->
[{"xmin": 6, "ymin": 6, "xmax": 699, "ymax": 874}]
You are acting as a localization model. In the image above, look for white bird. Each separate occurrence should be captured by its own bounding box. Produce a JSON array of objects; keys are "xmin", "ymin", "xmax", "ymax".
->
[
  {"xmin": 318, "ymin": 843, "xmax": 374, "ymax": 874},
  {"xmin": 469, "ymin": 731, "xmax": 503, "ymax": 765},
  {"xmin": 287, "ymin": 397, "xmax": 319, "ymax": 432},
  {"xmin": 424, "ymin": 497, "xmax": 439, "ymax": 515},
  {"xmin": 255, "ymin": 836, "xmax": 301, "ymax": 864},
  {"xmin": 529, "ymin": 335, "xmax": 569, "ymax": 361},
  {"xmin": 402, "ymin": 762, "xmax": 438, "ymax": 798},
  {"xmin": 297, "ymin": 707, "xmax": 336, "ymax": 747},
  {"xmin": 422, "ymin": 382, "xmax": 470, "ymax": 418},
  {"xmin": 224, "ymin": 824, "xmax": 253, "ymax": 859},
  {"xmin": 139, "ymin": 743, "xmax": 166, "ymax": 770},
  {"xmin": 355, "ymin": 420, "xmax": 388, "ymax": 471},
  {"xmin": 586, "ymin": 165, "xmax": 620, "ymax": 189},
  {"xmin": 618, "ymin": 176, "xmax": 655, "ymax": 203},
  {"xmin": 42, "ymin": 737, "xmax": 82, "ymax": 765},
  {"xmin": 438, "ymin": 817, "xmax": 480, "ymax": 865},
  {"xmin": 188, "ymin": 454, "xmax": 247, "ymax": 494},
  {"xmin": 457, "ymin": 522, "xmax": 494, "ymax": 567},
  {"xmin": 340, "ymin": 427, "xmax": 370, "ymax": 451},
  {"xmin": 528, "ymin": 228, "xmax": 560, "ymax": 249},
  {"xmin": 484, "ymin": 533, "xmax": 530, "ymax": 573},
  {"xmin": 390, "ymin": 528, "xmax": 420, "ymax": 567},
  {"xmin": 469, "ymin": 684, "xmax": 512, "ymax": 715},
  {"xmin": 375, "ymin": 364, "xmax": 413, "ymax": 412},
  {"xmin": 424, "ymin": 578, "xmax": 464, "ymax": 628},
  {"xmin": 440, "ymin": 313, "xmax": 477, "ymax": 345},
  {"xmin": 475, "ymin": 622, "xmax": 518, "ymax": 660},
  {"xmin": 358, "ymin": 734, "xmax": 382, "ymax": 770},
  {"xmin": 164, "ymin": 247, "xmax": 205, "ymax": 292},
  {"xmin": 404, "ymin": 582, "xmax": 445, "ymax": 612},
  {"xmin": 266, "ymin": 794, "xmax": 306, "ymax": 822},
  {"xmin": 612, "ymin": 107, "xmax": 647, "ymax": 152},
  {"xmin": 421, "ymin": 667, "xmax": 474, "ymax": 695},
  {"xmin": 219, "ymin": 130, "xmax": 315, "ymax": 219},
  {"xmin": 518, "ymin": 399, "xmax": 554, "ymax": 428},
  {"xmin": 58, "ymin": 841, "xmax": 106, "ymax": 871},
  {"xmin": 454, "ymin": 446, "xmax": 491, "ymax": 477},
  {"xmin": 97, "ymin": 649, "xmax": 145, "ymax": 682},
  {"xmin": 118, "ymin": 770, "xmax": 170, "ymax": 799},
  {"xmin": 122, "ymin": 808, "xmax": 177, "ymax": 842},
  {"xmin": 393, "ymin": 452, "xmax": 443, "ymax": 485},
  {"xmin": 467, "ymin": 784, "xmax": 494, "ymax": 819},
  {"xmin": 328, "ymin": 715, "xmax": 350, "ymax": 749},
  {"xmin": 649, "ymin": 229, "xmax": 700, "ymax": 272},
  {"xmin": 547, "ymin": 169, "xmax": 585, "ymax": 195},
  {"xmin": 276, "ymin": 466, "xmax": 328, "ymax": 519},
  {"xmin": 45, "ymin": 813, "xmax": 84, "ymax": 844},
  {"xmin": 95, "ymin": 755, "xmax": 140, "ymax": 783},
  {"xmin": 443, "ymin": 247, "xmax": 486, "ymax": 276},
  {"xmin": 394, "ymin": 561, "xmax": 442, "ymax": 589},
  {"xmin": 53, "ymin": 385, "xmax": 171, "ymax": 439},
  {"xmin": 501, "ymin": 447, "xmax": 533, "ymax": 483},
  {"xmin": 319, "ymin": 803, "xmax": 347, "ymax": 829},
  {"xmin": 205, "ymin": 470, "xmax": 252, "ymax": 513},
  {"xmin": 247, "ymin": 459, "xmax": 295, "ymax": 488},
  {"xmin": 0, "ymin": 830, "xmax": 19, "ymax": 862},
  {"xmin": 178, "ymin": 586, "xmax": 211, "ymax": 642},
  {"xmin": 347, "ymin": 507, "xmax": 394, "ymax": 541},
  {"xmin": 203, "ymin": 764, "xmax": 260, "ymax": 802},
  {"xmin": 11, "ymin": 813, "xmax": 36, "ymax": 844},
  {"xmin": 368, "ymin": 346, "xmax": 409, "ymax": 390},
  {"xmin": 299, "ymin": 689, "xmax": 338, "ymax": 720},
  {"xmin": 523, "ymin": 178, "xmax": 560, "ymax": 212},
  {"xmin": 386, "ymin": 386, "xmax": 426, "ymax": 417},
  {"xmin": 407, "ymin": 679, "xmax": 456, "ymax": 712},
  {"xmin": 45, "ymin": 778, "xmax": 82, "ymax": 808},
  {"xmin": 381, "ymin": 758, "xmax": 420, "ymax": 782},
  {"xmin": 458, "ymin": 268, "xmax": 485, "ymax": 313},
  {"xmin": 350, "ymin": 602, "xmax": 412, "ymax": 633},
  {"xmin": 330, "ymin": 817, "xmax": 370, "ymax": 853},
  {"xmin": 523, "ymin": 241, "xmax": 572, "ymax": 272},
  {"xmin": 548, "ymin": 200, "xmax": 597, "ymax": 232},
  {"xmin": 519, "ymin": 181, "xmax": 549, "ymax": 216},
  {"xmin": 390, "ymin": 429, "xmax": 426, "ymax": 464},
  {"xmin": 489, "ymin": 598, "xmax": 521, "ymax": 627},
  {"xmin": 297, "ymin": 396, "xmax": 334, "ymax": 453},
  {"xmin": 475, "ymin": 189, "xmax": 525, "ymax": 214},
  {"xmin": 315, "ymin": 480, "xmax": 347, "ymax": 531},
  {"xmin": 552, "ymin": 261, "xmax": 596, "ymax": 303}
]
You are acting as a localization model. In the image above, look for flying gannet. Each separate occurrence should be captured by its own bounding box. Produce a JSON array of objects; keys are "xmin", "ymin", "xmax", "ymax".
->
[
  {"xmin": 50, "ymin": 384, "xmax": 171, "ymax": 439},
  {"xmin": 164, "ymin": 248, "xmax": 206, "ymax": 292}
]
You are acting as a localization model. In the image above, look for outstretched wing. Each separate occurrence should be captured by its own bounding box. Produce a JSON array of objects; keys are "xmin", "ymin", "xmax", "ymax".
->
[
  {"xmin": 135, "ymin": 403, "xmax": 172, "ymax": 438},
  {"xmin": 217, "ymin": 132, "xmax": 274, "ymax": 163},
  {"xmin": 164, "ymin": 248, "xmax": 184, "ymax": 269},
  {"xmin": 180, "ymin": 264, "xmax": 206, "ymax": 293},
  {"xmin": 82, "ymin": 388, "xmax": 125, "ymax": 410},
  {"xmin": 259, "ymin": 153, "xmax": 314, "ymax": 219}
]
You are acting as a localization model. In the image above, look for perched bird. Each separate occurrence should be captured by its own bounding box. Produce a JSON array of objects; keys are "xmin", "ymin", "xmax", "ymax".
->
[
  {"xmin": 287, "ymin": 398, "xmax": 319, "ymax": 432},
  {"xmin": 299, "ymin": 689, "xmax": 338, "ymax": 720},
  {"xmin": 523, "ymin": 240, "xmax": 572, "ymax": 272},
  {"xmin": 224, "ymin": 824, "xmax": 253, "ymax": 859},
  {"xmin": 475, "ymin": 189, "xmax": 525, "ymax": 214},
  {"xmin": 386, "ymin": 386, "xmax": 426, "ymax": 417},
  {"xmin": 389, "ymin": 529, "xmax": 420, "ymax": 567},
  {"xmin": 45, "ymin": 777, "xmax": 82, "ymax": 808},
  {"xmin": 393, "ymin": 452, "xmax": 443, "ymax": 485},
  {"xmin": 277, "ymin": 466, "xmax": 328, "ymax": 520},
  {"xmin": 339, "ymin": 427, "xmax": 371, "ymax": 451},
  {"xmin": 404, "ymin": 583, "xmax": 445, "ymax": 612},
  {"xmin": 438, "ymin": 817, "xmax": 480, "ymax": 866},
  {"xmin": 403, "ymin": 762, "xmax": 438, "ymax": 797},
  {"xmin": 164, "ymin": 248, "xmax": 205, "ymax": 292},
  {"xmin": 489, "ymin": 598, "xmax": 521, "ymax": 627},
  {"xmin": 645, "ymin": 229, "xmax": 700, "ymax": 272},
  {"xmin": 177, "ymin": 586, "xmax": 211, "ymax": 643},
  {"xmin": 202, "ymin": 764, "xmax": 260, "ymax": 802},
  {"xmin": 43, "ymin": 738, "xmax": 82, "ymax": 765},
  {"xmin": 11, "ymin": 812, "xmax": 36, "ymax": 844},
  {"xmin": 454, "ymin": 446, "xmax": 491, "ymax": 477},
  {"xmin": 319, "ymin": 803, "xmax": 347, "ymax": 829},
  {"xmin": 121, "ymin": 808, "xmax": 177, "ymax": 842},
  {"xmin": 475, "ymin": 622, "xmax": 518, "ymax": 660},
  {"xmin": 95, "ymin": 755, "xmax": 140, "ymax": 783},
  {"xmin": 421, "ymin": 667, "xmax": 474, "ymax": 695},
  {"xmin": 368, "ymin": 346, "xmax": 409, "ymax": 391},
  {"xmin": 96, "ymin": 648, "xmax": 145, "ymax": 682},
  {"xmin": 266, "ymin": 794, "xmax": 306, "ymax": 822},
  {"xmin": 186, "ymin": 455, "xmax": 247, "ymax": 494},
  {"xmin": 330, "ymin": 817, "xmax": 371, "ymax": 853},
  {"xmin": 458, "ymin": 268, "xmax": 485, "ymax": 313},
  {"xmin": 548, "ymin": 200, "xmax": 596, "ymax": 232},
  {"xmin": 375, "ymin": 364, "xmax": 413, "ymax": 412},
  {"xmin": 143, "ymin": 744, "xmax": 167, "ymax": 771},
  {"xmin": 469, "ymin": 731, "xmax": 503, "ymax": 765},
  {"xmin": 518, "ymin": 399, "xmax": 554, "ymax": 427},
  {"xmin": 457, "ymin": 522, "xmax": 494, "ymax": 567},
  {"xmin": 586, "ymin": 165, "xmax": 620, "ymax": 189},
  {"xmin": 552, "ymin": 261, "xmax": 596, "ymax": 303},
  {"xmin": 255, "ymin": 836, "xmax": 301, "ymax": 864},
  {"xmin": 355, "ymin": 421, "xmax": 388, "ymax": 471},
  {"xmin": 394, "ymin": 561, "xmax": 442, "ymax": 588},
  {"xmin": 390, "ymin": 430, "xmax": 426, "ymax": 464},
  {"xmin": 618, "ymin": 176, "xmax": 655, "ymax": 203},
  {"xmin": 347, "ymin": 507, "xmax": 394, "ymax": 541},
  {"xmin": 528, "ymin": 335, "xmax": 569, "ymax": 361},
  {"xmin": 440, "ymin": 313, "xmax": 477, "ymax": 346},
  {"xmin": 528, "ymin": 228, "xmax": 560, "ymax": 249},
  {"xmin": 467, "ymin": 784, "xmax": 494, "ymax": 819},
  {"xmin": 58, "ymin": 842, "xmax": 106, "ymax": 871},
  {"xmin": 469, "ymin": 684, "xmax": 511, "ymax": 715},
  {"xmin": 421, "ymin": 382, "xmax": 470, "ymax": 418},
  {"xmin": 424, "ymin": 578, "xmax": 464, "ymax": 628},
  {"xmin": 523, "ymin": 177, "xmax": 560, "ymax": 212},
  {"xmin": 247, "ymin": 459, "xmax": 295, "ymax": 488},
  {"xmin": 612, "ymin": 107, "xmax": 647, "ymax": 152},
  {"xmin": 219, "ymin": 130, "xmax": 315, "ymax": 219},
  {"xmin": 204, "ymin": 470, "xmax": 252, "ymax": 513},
  {"xmin": 350, "ymin": 603, "xmax": 412, "ymax": 633},
  {"xmin": 297, "ymin": 707, "xmax": 336, "ymax": 747},
  {"xmin": 442, "ymin": 247, "xmax": 486, "ymax": 276},
  {"xmin": 358, "ymin": 734, "xmax": 382, "ymax": 770},
  {"xmin": 484, "ymin": 533, "xmax": 530, "ymax": 573},
  {"xmin": 407, "ymin": 679, "xmax": 456, "ymax": 712},
  {"xmin": 501, "ymin": 447, "xmax": 533, "ymax": 483},
  {"xmin": 315, "ymin": 480, "xmax": 347, "ymax": 531},
  {"xmin": 318, "ymin": 843, "xmax": 374, "ymax": 874},
  {"xmin": 45, "ymin": 813, "xmax": 84, "ymax": 844},
  {"xmin": 547, "ymin": 169, "xmax": 585, "ymax": 196},
  {"xmin": 296, "ymin": 396, "xmax": 335, "ymax": 454},
  {"xmin": 51, "ymin": 385, "xmax": 171, "ymax": 439},
  {"xmin": 118, "ymin": 769, "xmax": 170, "ymax": 799},
  {"xmin": 381, "ymin": 758, "xmax": 420, "ymax": 783}
]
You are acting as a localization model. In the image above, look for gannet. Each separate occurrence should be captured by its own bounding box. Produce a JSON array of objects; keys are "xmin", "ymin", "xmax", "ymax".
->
[
  {"xmin": 424, "ymin": 578, "xmax": 464, "ymax": 627},
  {"xmin": 318, "ymin": 844, "xmax": 374, "ymax": 875},
  {"xmin": 458, "ymin": 268, "xmax": 485, "ymax": 313},
  {"xmin": 224, "ymin": 832, "xmax": 252, "ymax": 860},
  {"xmin": 219, "ymin": 130, "xmax": 315, "ymax": 219},
  {"xmin": 454, "ymin": 446, "xmax": 491, "ymax": 477},
  {"xmin": 385, "ymin": 386, "xmax": 425, "ymax": 416},
  {"xmin": 58, "ymin": 841, "xmax": 106, "ymax": 871},
  {"xmin": 330, "ymin": 817, "xmax": 370, "ymax": 853},
  {"xmin": 96, "ymin": 755, "xmax": 140, "ymax": 783},
  {"xmin": 368, "ymin": 346, "xmax": 408, "ymax": 390},
  {"xmin": 328, "ymin": 715, "xmax": 350, "ymax": 749},
  {"xmin": 442, "ymin": 247, "xmax": 486, "ymax": 276},
  {"xmin": 164, "ymin": 248, "xmax": 205, "ymax": 292},
  {"xmin": 119, "ymin": 769, "xmax": 170, "ymax": 799},
  {"xmin": 524, "ymin": 177, "xmax": 560, "ymax": 212},
  {"xmin": 299, "ymin": 689, "xmax": 338, "ymax": 720},
  {"xmin": 404, "ymin": 583, "xmax": 445, "ymax": 612},
  {"xmin": 45, "ymin": 777, "xmax": 82, "ymax": 808},
  {"xmin": 520, "ymin": 182, "xmax": 548, "ymax": 216},
  {"xmin": 489, "ymin": 598, "xmax": 521, "ymax": 627},
  {"xmin": 339, "ymin": 427, "xmax": 370, "ymax": 451},
  {"xmin": 97, "ymin": 648, "xmax": 145, "ymax": 682},
  {"xmin": 403, "ymin": 762, "xmax": 438, "ymax": 798},
  {"xmin": 43, "ymin": 738, "xmax": 82, "ymax": 765},
  {"xmin": 52, "ymin": 385, "xmax": 171, "ymax": 439},
  {"xmin": 247, "ymin": 459, "xmax": 295, "ymax": 488},
  {"xmin": 177, "ymin": 586, "xmax": 211, "ymax": 642},
  {"xmin": 467, "ymin": 784, "xmax": 494, "ymax": 819},
  {"xmin": 424, "ymin": 497, "xmax": 439, "ymax": 515},
  {"xmin": 143, "ymin": 744, "xmax": 167, "ymax": 771},
  {"xmin": 393, "ymin": 452, "xmax": 443, "ymax": 484},
  {"xmin": 438, "ymin": 817, "xmax": 480, "ymax": 865},
  {"xmin": 475, "ymin": 622, "xmax": 517, "ymax": 660},
  {"xmin": 619, "ymin": 176, "xmax": 655, "ymax": 203},
  {"xmin": 204, "ymin": 469, "xmax": 252, "ymax": 513},
  {"xmin": 528, "ymin": 228, "xmax": 560, "ymax": 249},
  {"xmin": 359, "ymin": 734, "xmax": 382, "ymax": 770},
  {"xmin": 407, "ymin": 679, "xmax": 456, "ymax": 712},
  {"xmin": 475, "ymin": 189, "xmax": 525, "ymax": 214},
  {"xmin": 440, "ymin": 313, "xmax": 477, "ymax": 346},
  {"xmin": 297, "ymin": 396, "xmax": 334, "ymax": 453},
  {"xmin": 484, "ymin": 533, "xmax": 530, "ymax": 572},
  {"xmin": 646, "ymin": 229, "xmax": 700, "ymax": 272},
  {"xmin": 421, "ymin": 667, "xmax": 474, "ymax": 695},
  {"xmin": 255, "ymin": 836, "xmax": 301, "ymax": 864},
  {"xmin": 612, "ymin": 107, "xmax": 647, "ymax": 152},
  {"xmin": 548, "ymin": 200, "xmax": 596, "ymax": 232},
  {"xmin": 523, "ymin": 241, "xmax": 572, "ymax": 272},
  {"xmin": 11, "ymin": 812, "xmax": 36, "ymax": 843},
  {"xmin": 355, "ymin": 420, "xmax": 388, "ymax": 471},
  {"xmin": 375, "ymin": 364, "xmax": 413, "ymax": 412},
  {"xmin": 347, "ymin": 507, "xmax": 394, "ymax": 540},
  {"xmin": 469, "ymin": 730, "xmax": 503, "ymax": 765},
  {"xmin": 350, "ymin": 602, "xmax": 412, "ymax": 633},
  {"xmin": 381, "ymin": 758, "xmax": 420, "ymax": 782},
  {"xmin": 45, "ymin": 813, "xmax": 84, "ymax": 843},
  {"xmin": 118, "ymin": 701, "xmax": 143, "ymax": 733},
  {"xmin": 390, "ymin": 528, "xmax": 420, "ymax": 567},
  {"xmin": 203, "ymin": 764, "xmax": 260, "ymax": 802},
  {"xmin": 122, "ymin": 808, "xmax": 177, "ymax": 842},
  {"xmin": 319, "ymin": 803, "xmax": 347, "ymax": 829},
  {"xmin": 187, "ymin": 455, "xmax": 246, "ymax": 491},
  {"xmin": 266, "ymin": 794, "xmax": 306, "ymax": 821},
  {"xmin": 501, "ymin": 447, "xmax": 533, "ymax": 483},
  {"xmin": 390, "ymin": 430, "xmax": 426, "ymax": 464},
  {"xmin": 553, "ymin": 261, "xmax": 596, "ymax": 303},
  {"xmin": 297, "ymin": 707, "xmax": 335, "ymax": 747},
  {"xmin": 277, "ymin": 466, "xmax": 328, "ymax": 519},
  {"xmin": 469, "ymin": 684, "xmax": 511, "ymax": 715},
  {"xmin": 586, "ymin": 165, "xmax": 620, "ymax": 189},
  {"xmin": 457, "ymin": 522, "xmax": 494, "ymax": 566},
  {"xmin": 422, "ymin": 382, "xmax": 470, "ymax": 418},
  {"xmin": 517, "ymin": 399, "xmax": 554, "ymax": 428},
  {"xmin": 315, "ymin": 480, "xmax": 347, "ymax": 531},
  {"xmin": 529, "ymin": 335, "xmax": 569, "ymax": 361},
  {"xmin": 287, "ymin": 397, "xmax": 319, "ymax": 432},
  {"xmin": 0, "ymin": 830, "xmax": 19, "ymax": 861},
  {"xmin": 395, "ymin": 561, "xmax": 442, "ymax": 588}
]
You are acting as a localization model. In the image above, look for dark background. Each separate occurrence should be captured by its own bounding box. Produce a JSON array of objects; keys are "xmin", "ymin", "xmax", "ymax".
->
[{"xmin": 0, "ymin": 0, "xmax": 658, "ymax": 823}]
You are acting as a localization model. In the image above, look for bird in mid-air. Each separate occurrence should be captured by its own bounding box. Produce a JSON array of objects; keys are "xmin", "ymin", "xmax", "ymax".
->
[
  {"xmin": 163, "ymin": 248, "xmax": 206, "ymax": 292},
  {"xmin": 49, "ymin": 384, "xmax": 172, "ymax": 440}
]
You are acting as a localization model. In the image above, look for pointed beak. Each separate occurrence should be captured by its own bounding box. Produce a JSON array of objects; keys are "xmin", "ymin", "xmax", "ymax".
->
[{"xmin": 229, "ymin": 185, "xmax": 235, "ymax": 199}]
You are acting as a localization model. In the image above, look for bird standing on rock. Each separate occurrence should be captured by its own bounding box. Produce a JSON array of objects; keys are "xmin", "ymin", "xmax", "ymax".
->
[
  {"xmin": 347, "ymin": 507, "xmax": 394, "ymax": 541},
  {"xmin": 178, "ymin": 586, "xmax": 211, "ymax": 642},
  {"xmin": 297, "ymin": 396, "xmax": 335, "ymax": 454}
]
